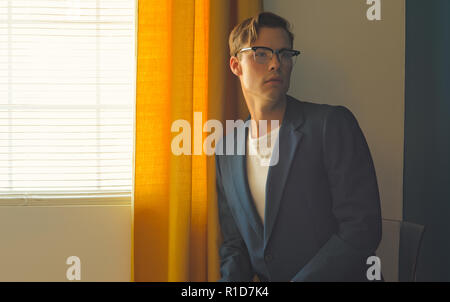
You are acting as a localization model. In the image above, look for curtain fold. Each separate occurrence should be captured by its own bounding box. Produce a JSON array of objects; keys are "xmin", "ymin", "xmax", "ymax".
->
[{"xmin": 134, "ymin": 0, "xmax": 262, "ymax": 282}]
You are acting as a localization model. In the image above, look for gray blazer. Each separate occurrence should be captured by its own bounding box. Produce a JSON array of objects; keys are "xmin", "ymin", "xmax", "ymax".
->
[{"xmin": 215, "ymin": 95, "xmax": 382, "ymax": 281}]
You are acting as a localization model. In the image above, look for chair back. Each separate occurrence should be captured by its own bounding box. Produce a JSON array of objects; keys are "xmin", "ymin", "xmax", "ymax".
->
[{"xmin": 375, "ymin": 219, "xmax": 425, "ymax": 282}]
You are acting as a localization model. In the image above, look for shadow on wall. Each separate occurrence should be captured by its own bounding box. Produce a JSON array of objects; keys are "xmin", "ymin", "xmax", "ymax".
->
[{"xmin": 403, "ymin": 0, "xmax": 450, "ymax": 282}]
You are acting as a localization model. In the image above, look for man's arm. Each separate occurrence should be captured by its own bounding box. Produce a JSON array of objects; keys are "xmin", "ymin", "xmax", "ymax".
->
[
  {"xmin": 292, "ymin": 106, "xmax": 382, "ymax": 282},
  {"xmin": 215, "ymin": 154, "xmax": 254, "ymax": 282}
]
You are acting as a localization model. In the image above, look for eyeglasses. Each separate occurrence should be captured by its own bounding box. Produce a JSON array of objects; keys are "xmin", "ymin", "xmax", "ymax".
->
[{"xmin": 237, "ymin": 46, "xmax": 301, "ymax": 65}]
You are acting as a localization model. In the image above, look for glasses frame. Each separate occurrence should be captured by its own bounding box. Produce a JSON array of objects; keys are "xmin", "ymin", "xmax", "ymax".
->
[{"xmin": 237, "ymin": 46, "xmax": 301, "ymax": 65}]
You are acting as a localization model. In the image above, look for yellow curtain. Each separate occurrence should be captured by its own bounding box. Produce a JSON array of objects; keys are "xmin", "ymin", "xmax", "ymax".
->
[{"xmin": 134, "ymin": 0, "xmax": 262, "ymax": 282}]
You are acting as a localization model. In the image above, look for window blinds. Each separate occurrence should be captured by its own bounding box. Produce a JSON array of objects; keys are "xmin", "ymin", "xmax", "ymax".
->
[{"xmin": 0, "ymin": 0, "xmax": 136, "ymax": 205}]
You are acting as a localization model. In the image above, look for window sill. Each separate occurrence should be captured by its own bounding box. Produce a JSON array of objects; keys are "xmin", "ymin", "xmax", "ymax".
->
[{"xmin": 0, "ymin": 192, "xmax": 132, "ymax": 206}]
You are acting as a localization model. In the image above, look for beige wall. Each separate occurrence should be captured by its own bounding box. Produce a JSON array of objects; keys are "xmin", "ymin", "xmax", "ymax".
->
[
  {"xmin": 264, "ymin": 0, "xmax": 405, "ymax": 220},
  {"xmin": 0, "ymin": 205, "xmax": 131, "ymax": 281}
]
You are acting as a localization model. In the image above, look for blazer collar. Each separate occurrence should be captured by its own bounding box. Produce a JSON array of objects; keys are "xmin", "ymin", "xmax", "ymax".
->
[
  {"xmin": 228, "ymin": 96, "xmax": 305, "ymax": 247},
  {"xmin": 243, "ymin": 95, "xmax": 305, "ymax": 131}
]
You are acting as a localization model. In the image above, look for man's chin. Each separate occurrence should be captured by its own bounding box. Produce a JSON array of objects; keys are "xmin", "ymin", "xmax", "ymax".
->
[{"xmin": 263, "ymin": 89, "xmax": 287, "ymax": 101}]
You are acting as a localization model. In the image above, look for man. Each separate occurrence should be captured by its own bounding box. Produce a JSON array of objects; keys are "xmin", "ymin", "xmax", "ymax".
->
[{"xmin": 215, "ymin": 12, "xmax": 382, "ymax": 282}]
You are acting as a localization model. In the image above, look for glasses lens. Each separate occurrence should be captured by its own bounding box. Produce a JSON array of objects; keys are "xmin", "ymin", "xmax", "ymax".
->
[
  {"xmin": 253, "ymin": 48, "xmax": 272, "ymax": 64},
  {"xmin": 279, "ymin": 50, "xmax": 298, "ymax": 65}
]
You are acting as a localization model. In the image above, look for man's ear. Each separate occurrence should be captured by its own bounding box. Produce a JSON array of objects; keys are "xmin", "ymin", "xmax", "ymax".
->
[{"xmin": 229, "ymin": 56, "xmax": 242, "ymax": 77}]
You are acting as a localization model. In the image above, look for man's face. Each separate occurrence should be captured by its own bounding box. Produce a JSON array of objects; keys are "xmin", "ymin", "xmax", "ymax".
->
[{"xmin": 231, "ymin": 27, "xmax": 294, "ymax": 103}]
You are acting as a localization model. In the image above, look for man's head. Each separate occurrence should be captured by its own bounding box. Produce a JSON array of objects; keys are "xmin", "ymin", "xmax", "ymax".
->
[{"xmin": 229, "ymin": 12, "xmax": 298, "ymax": 104}]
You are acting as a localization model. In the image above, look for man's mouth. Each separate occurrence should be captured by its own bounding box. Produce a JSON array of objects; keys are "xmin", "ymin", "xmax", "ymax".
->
[{"xmin": 265, "ymin": 78, "xmax": 283, "ymax": 83}]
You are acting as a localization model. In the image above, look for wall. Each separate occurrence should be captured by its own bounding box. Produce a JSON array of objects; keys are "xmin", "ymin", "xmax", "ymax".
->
[
  {"xmin": 403, "ymin": 0, "xmax": 450, "ymax": 281},
  {"xmin": 263, "ymin": 0, "xmax": 405, "ymax": 221},
  {"xmin": 0, "ymin": 205, "xmax": 131, "ymax": 281}
]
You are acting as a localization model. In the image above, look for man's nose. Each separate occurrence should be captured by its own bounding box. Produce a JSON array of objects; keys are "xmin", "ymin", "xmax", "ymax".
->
[{"xmin": 268, "ymin": 53, "xmax": 281, "ymax": 71}]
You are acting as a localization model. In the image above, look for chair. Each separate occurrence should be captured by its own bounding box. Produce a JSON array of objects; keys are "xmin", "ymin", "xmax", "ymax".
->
[{"xmin": 375, "ymin": 219, "xmax": 425, "ymax": 282}]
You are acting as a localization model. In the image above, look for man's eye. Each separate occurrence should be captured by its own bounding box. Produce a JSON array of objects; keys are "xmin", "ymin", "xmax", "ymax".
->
[
  {"xmin": 255, "ymin": 51, "xmax": 268, "ymax": 57},
  {"xmin": 280, "ymin": 52, "xmax": 293, "ymax": 58}
]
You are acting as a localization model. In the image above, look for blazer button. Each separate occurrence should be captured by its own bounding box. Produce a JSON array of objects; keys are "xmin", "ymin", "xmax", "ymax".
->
[{"xmin": 264, "ymin": 254, "xmax": 273, "ymax": 262}]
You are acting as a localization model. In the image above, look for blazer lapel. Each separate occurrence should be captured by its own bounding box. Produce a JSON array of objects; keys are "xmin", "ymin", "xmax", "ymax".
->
[
  {"xmin": 228, "ymin": 124, "xmax": 264, "ymax": 241},
  {"xmin": 225, "ymin": 97, "xmax": 305, "ymax": 246},
  {"xmin": 264, "ymin": 97, "xmax": 305, "ymax": 249}
]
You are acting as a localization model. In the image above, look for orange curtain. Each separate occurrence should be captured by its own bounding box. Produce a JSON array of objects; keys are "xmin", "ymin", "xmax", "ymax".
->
[{"xmin": 134, "ymin": 0, "xmax": 262, "ymax": 282}]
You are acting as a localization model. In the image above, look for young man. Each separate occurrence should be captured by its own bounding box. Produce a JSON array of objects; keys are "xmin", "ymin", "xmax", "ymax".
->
[{"xmin": 215, "ymin": 12, "xmax": 382, "ymax": 281}]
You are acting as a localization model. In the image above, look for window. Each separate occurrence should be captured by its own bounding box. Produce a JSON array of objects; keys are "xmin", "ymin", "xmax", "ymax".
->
[{"xmin": 0, "ymin": 0, "xmax": 136, "ymax": 205}]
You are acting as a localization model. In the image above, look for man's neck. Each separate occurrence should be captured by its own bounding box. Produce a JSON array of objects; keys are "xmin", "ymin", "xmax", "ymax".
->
[{"xmin": 247, "ymin": 95, "xmax": 287, "ymax": 139}]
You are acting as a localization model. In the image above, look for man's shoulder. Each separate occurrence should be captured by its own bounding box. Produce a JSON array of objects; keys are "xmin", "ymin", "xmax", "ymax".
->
[
  {"xmin": 287, "ymin": 95, "xmax": 354, "ymax": 124},
  {"xmin": 215, "ymin": 118, "xmax": 252, "ymax": 159},
  {"xmin": 287, "ymin": 95, "xmax": 338, "ymax": 116}
]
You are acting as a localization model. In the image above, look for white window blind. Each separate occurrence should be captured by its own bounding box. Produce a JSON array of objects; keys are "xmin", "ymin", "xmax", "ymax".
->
[{"xmin": 0, "ymin": 0, "xmax": 136, "ymax": 205}]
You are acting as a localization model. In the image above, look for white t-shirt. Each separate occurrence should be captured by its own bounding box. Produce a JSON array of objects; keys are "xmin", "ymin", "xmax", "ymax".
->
[{"xmin": 246, "ymin": 124, "xmax": 280, "ymax": 224}]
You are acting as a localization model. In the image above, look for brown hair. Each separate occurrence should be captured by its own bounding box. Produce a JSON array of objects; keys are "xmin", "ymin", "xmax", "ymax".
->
[{"xmin": 228, "ymin": 12, "xmax": 294, "ymax": 57}]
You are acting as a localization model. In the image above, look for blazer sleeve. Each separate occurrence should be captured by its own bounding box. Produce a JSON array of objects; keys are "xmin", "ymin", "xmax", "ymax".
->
[
  {"xmin": 215, "ymin": 154, "xmax": 254, "ymax": 282},
  {"xmin": 292, "ymin": 106, "xmax": 382, "ymax": 282}
]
